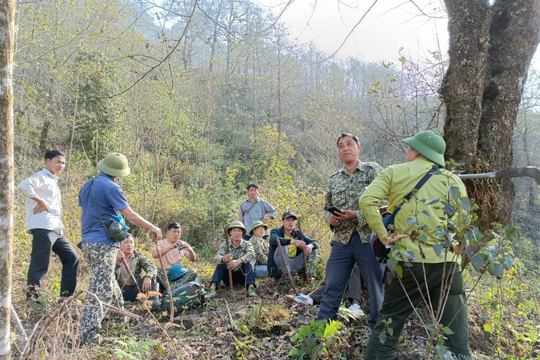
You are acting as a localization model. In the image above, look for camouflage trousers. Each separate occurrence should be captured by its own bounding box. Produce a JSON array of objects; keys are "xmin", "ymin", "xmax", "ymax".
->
[
  {"xmin": 80, "ymin": 243, "xmax": 123, "ymax": 343},
  {"xmin": 156, "ymin": 268, "xmax": 198, "ymax": 293}
]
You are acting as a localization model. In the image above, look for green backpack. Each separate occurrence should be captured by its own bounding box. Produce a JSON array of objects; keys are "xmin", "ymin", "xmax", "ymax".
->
[{"xmin": 160, "ymin": 282, "xmax": 206, "ymax": 312}]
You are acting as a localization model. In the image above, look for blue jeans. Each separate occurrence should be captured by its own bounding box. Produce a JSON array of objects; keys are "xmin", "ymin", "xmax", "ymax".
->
[
  {"xmin": 254, "ymin": 265, "xmax": 268, "ymax": 278},
  {"xmin": 210, "ymin": 263, "xmax": 255, "ymax": 289},
  {"xmin": 317, "ymin": 232, "xmax": 384, "ymax": 328},
  {"xmin": 273, "ymin": 247, "xmax": 318, "ymax": 276},
  {"xmin": 28, "ymin": 229, "xmax": 79, "ymax": 298}
]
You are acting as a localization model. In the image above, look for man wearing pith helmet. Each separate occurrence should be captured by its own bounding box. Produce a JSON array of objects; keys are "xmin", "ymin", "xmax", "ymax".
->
[
  {"xmin": 207, "ymin": 221, "xmax": 257, "ymax": 299},
  {"xmin": 78, "ymin": 152, "xmax": 163, "ymax": 344},
  {"xmin": 360, "ymin": 130, "xmax": 472, "ymax": 359}
]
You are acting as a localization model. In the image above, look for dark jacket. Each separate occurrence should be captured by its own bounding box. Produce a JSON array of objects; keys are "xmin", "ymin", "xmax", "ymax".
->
[{"xmin": 267, "ymin": 227, "xmax": 319, "ymax": 278}]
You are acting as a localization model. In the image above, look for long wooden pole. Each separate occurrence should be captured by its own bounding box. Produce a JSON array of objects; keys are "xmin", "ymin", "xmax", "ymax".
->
[
  {"xmin": 296, "ymin": 217, "xmax": 310, "ymax": 285},
  {"xmin": 224, "ymin": 227, "xmax": 234, "ymax": 290},
  {"xmin": 276, "ymin": 237, "xmax": 299, "ymax": 296},
  {"xmin": 153, "ymin": 238, "xmax": 174, "ymax": 321}
]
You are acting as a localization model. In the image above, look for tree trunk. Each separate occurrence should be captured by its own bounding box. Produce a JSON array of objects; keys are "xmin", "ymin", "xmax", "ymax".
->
[
  {"xmin": 441, "ymin": 0, "xmax": 540, "ymax": 230},
  {"xmin": 0, "ymin": 0, "xmax": 16, "ymax": 358}
]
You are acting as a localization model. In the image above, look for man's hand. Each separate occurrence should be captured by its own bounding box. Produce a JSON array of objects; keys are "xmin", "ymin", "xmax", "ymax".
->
[
  {"xmin": 292, "ymin": 239, "xmax": 307, "ymax": 251},
  {"xmin": 178, "ymin": 240, "xmax": 189, "ymax": 249},
  {"xmin": 379, "ymin": 232, "xmax": 408, "ymax": 246},
  {"xmin": 227, "ymin": 259, "xmax": 242, "ymax": 270},
  {"xmin": 32, "ymin": 197, "xmax": 50, "ymax": 214},
  {"xmin": 222, "ymin": 253, "xmax": 233, "ymax": 263},
  {"xmin": 304, "ymin": 244, "xmax": 313, "ymax": 257},
  {"xmin": 329, "ymin": 214, "xmax": 341, "ymax": 227},
  {"xmin": 141, "ymin": 277, "xmax": 152, "ymax": 293},
  {"xmin": 332, "ymin": 209, "xmax": 357, "ymax": 222},
  {"xmin": 150, "ymin": 226, "xmax": 162, "ymax": 241},
  {"xmin": 116, "ymin": 250, "xmax": 125, "ymax": 263}
]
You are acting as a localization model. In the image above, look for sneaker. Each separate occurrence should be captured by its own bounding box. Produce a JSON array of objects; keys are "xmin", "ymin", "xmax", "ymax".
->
[
  {"xmin": 207, "ymin": 288, "xmax": 217, "ymax": 299},
  {"xmin": 284, "ymin": 294, "xmax": 313, "ymax": 305},
  {"xmin": 247, "ymin": 287, "xmax": 258, "ymax": 298},
  {"xmin": 348, "ymin": 302, "xmax": 364, "ymax": 315}
]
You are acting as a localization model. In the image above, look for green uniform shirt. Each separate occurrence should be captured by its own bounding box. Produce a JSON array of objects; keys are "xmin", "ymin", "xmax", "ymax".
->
[
  {"xmin": 214, "ymin": 239, "xmax": 255, "ymax": 271},
  {"xmin": 324, "ymin": 161, "xmax": 383, "ymax": 244},
  {"xmin": 359, "ymin": 158, "xmax": 469, "ymax": 263},
  {"xmin": 249, "ymin": 235, "xmax": 268, "ymax": 265},
  {"xmin": 115, "ymin": 250, "xmax": 158, "ymax": 284}
]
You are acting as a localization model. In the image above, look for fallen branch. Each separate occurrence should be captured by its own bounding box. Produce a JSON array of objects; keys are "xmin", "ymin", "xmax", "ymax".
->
[{"xmin": 10, "ymin": 305, "xmax": 28, "ymax": 349}]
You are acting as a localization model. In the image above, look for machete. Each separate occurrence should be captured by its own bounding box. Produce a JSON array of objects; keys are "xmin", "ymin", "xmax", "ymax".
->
[{"xmin": 458, "ymin": 166, "xmax": 540, "ymax": 185}]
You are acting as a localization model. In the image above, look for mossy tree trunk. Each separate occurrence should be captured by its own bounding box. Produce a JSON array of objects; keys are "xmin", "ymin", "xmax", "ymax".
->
[
  {"xmin": 0, "ymin": 0, "xmax": 15, "ymax": 357},
  {"xmin": 441, "ymin": 0, "xmax": 540, "ymax": 230}
]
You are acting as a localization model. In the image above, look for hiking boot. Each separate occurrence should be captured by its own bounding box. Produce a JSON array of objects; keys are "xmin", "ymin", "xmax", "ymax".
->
[
  {"xmin": 284, "ymin": 294, "xmax": 313, "ymax": 305},
  {"xmin": 207, "ymin": 288, "xmax": 218, "ymax": 299},
  {"xmin": 247, "ymin": 287, "xmax": 258, "ymax": 298},
  {"xmin": 150, "ymin": 282, "xmax": 161, "ymax": 311}
]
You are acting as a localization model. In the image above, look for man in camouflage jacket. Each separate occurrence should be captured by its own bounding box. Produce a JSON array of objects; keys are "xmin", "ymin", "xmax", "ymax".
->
[
  {"xmin": 207, "ymin": 221, "xmax": 257, "ymax": 298},
  {"xmin": 115, "ymin": 234, "xmax": 159, "ymax": 302},
  {"xmin": 317, "ymin": 133, "xmax": 384, "ymax": 329}
]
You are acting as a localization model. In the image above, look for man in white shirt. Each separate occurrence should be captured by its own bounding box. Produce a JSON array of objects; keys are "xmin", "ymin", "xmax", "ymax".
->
[{"xmin": 17, "ymin": 149, "xmax": 79, "ymax": 301}]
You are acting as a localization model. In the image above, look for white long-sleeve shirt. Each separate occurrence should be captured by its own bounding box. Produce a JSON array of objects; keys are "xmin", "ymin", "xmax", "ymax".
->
[{"xmin": 17, "ymin": 168, "xmax": 64, "ymax": 232}]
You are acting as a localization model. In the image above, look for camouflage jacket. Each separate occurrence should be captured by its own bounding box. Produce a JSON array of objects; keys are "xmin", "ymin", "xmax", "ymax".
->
[
  {"xmin": 115, "ymin": 250, "xmax": 158, "ymax": 284},
  {"xmin": 324, "ymin": 161, "xmax": 383, "ymax": 244},
  {"xmin": 248, "ymin": 235, "xmax": 268, "ymax": 265},
  {"xmin": 214, "ymin": 239, "xmax": 255, "ymax": 271}
]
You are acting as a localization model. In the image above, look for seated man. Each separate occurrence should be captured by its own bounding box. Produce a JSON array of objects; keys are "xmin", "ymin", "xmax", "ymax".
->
[
  {"xmin": 208, "ymin": 221, "xmax": 257, "ymax": 298},
  {"xmin": 284, "ymin": 265, "xmax": 364, "ymax": 315},
  {"xmin": 115, "ymin": 234, "xmax": 160, "ymax": 310},
  {"xmin": 248, "ymin": 221, "xmax": 269, "ymax": 278},
  {"xmin": 267, "ymin": 211, "xmax": 319, "ymax": 279},
  {"xmin": 152, "ymin": 222, "xmax": 198, "ymax": 291}
]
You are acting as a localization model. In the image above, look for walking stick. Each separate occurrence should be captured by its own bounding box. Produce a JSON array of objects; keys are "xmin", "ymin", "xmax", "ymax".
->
[
  {"xmin": 296, "ymin": 217, "xmax": 310, "ymax": 285},
  {"xmin": 152, "ymin": 237, "xmax": 174, "ymax": 321},
  {"xmin": 224, "ymin": 226, "xmax": 234, "ymax": 290},
  {"xmin": 276, "ymin": 236, "xmax": 299, "ymax": 296}
]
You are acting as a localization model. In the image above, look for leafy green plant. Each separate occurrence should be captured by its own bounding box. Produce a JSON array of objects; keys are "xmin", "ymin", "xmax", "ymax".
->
[
  {"xmin": 289, "ymin": 319, "xmax": 343, "ymax": 359},
  {"xmin": 478, "ymin": 261, "xmax": 540, "ymax": 359},
  {"xmin": 113, "ymin": 336, "xmax": 157, "ymax": 360}
]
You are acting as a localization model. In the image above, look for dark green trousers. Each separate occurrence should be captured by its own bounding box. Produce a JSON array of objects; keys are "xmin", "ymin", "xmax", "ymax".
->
[{"xmin": 364, "ymin": 262, "xmax": 472, "ymax": 359}]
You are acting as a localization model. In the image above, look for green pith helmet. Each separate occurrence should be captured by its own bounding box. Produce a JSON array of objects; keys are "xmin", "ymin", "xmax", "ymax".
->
[
  {"xmin": 249, "ymin": 220, "xmax": 268, "ymax": 235},
  {"xmin": 227, "ymin": 220, "xmax": 247, "ymax": 236},
  {"xmin": 403, "ymin": 130, "xmax": 446, "ymax": 167},
  {"xmin": 108, "ymin": 221, "xmax": 128, "ymax": 242},
  {"xmin": 97, "ymin": 153, "xmax": 131, "ymax": 177}
]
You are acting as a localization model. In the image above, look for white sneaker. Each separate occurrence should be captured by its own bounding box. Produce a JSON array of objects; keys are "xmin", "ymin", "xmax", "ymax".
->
[
  {"xmin": 348, "ymin": 302, "xmax": 364, "ymax": 315},
  {"xmin": 296, "ymin": 294, "xmax": 314, "ymax": 305},
  {"xmin": 284, "ymin": 294, "xmax": 314, "ymax": 305}
]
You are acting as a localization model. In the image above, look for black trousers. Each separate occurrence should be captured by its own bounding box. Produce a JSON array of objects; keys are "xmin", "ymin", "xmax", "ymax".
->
[
  {"xmin": 118, "ymin": 278, "xmax": 159, "ymax": 301},
  {"xmin": 27, "ymin": 229, "xmax": 79, "ymax": 297}
]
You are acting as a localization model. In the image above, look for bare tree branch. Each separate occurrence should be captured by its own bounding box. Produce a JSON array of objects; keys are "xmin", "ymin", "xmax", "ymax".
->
[{"xmin": 102, "ymin": 0, "xmax": 200, "ymax": 99}]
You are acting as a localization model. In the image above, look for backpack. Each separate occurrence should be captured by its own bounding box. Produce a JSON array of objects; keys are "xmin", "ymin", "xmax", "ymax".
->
[{"xmin": 160, "ymin": 282, "xmax": 206, "ymax": 312}]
